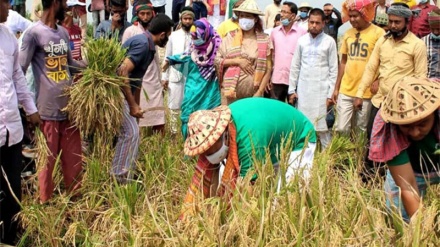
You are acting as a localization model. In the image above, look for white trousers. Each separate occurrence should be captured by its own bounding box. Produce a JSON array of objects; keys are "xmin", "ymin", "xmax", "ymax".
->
[{"xmin": 335, "ymin": 93, "xmax": 372, "ymax": 133}]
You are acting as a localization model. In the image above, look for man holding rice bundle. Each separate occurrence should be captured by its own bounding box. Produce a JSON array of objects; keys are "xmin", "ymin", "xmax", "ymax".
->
[
  {"xmin": 122, "ymin": 0, "xmax": 166, "ymax": 134},
  {"xmin": 180, "ymin": 98, "xmax": 316, "ymax": 218},
  {"xmin": 19, "ymin": 0, "xmax": 86, "ymax": 203},
  {"xmin": 114, "ymin": 13, "xmax": 174, "ymax": 183}
]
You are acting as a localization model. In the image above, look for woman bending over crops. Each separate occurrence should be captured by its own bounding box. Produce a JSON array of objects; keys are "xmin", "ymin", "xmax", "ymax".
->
[
  {"xmin": 215, "ymin": 0, "xmax": 272, "ymax": 105},
  {"xmin": 165, "ymin": 18, "xmax": 221, "ymax": 139},
  {"xmin": 369, "ymin": 77, "xmax": 440, "ymax": 222},
  {"xmin": 180, "ymin": 98, "xmax": 317, "ymax": 219}
]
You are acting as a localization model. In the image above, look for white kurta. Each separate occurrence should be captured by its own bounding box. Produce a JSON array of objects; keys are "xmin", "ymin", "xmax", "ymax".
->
[
  {"xmin": 121, "ymin": 24, "xmax": 165, "ymax": 127},
  {"xmin": 288, "ymin": 32, "xmax": 338, "ymax": 131},
  {"xmin": 162, "ymin": 28, "xmax": 192, "ymax": 110}
]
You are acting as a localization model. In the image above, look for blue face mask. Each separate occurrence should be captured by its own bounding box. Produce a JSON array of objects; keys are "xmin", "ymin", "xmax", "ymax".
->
[
  {"xmin": 419, "ymin": 0, "xmax": 428, "ymax": 4},
  {"xmin": 300, "ymin": 12, "xmax": 308, "ymax": 18},
  {"xmin": 193, "ymin": 38, "xmax": 205, "ymax": 46},
  {"xmin": 431, "ymin": 33, "xmax": 440, "ymax": 40},
  {"xmin": 281, "ymin": 18, "xmax": 291, "ymax": 26}
]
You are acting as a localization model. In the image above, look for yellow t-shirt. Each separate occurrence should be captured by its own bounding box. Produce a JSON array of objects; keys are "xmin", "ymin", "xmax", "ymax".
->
[
  {"xmin": 393, "ymin": 0, "xmax": 417, "ymax": 8},
  {"xmin": 340, "ymin": 24, "xmax": 385, "ymax": 99},
  {"xmin": 216, "ymin": 19, "xmax": 239, "ymax": 38}
]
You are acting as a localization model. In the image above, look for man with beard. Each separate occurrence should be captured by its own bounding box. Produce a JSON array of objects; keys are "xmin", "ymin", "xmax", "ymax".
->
[
  {"xmin": 288, "ymin": 8, "xmax": 338, "ymax": 149},
  {"xmin": 353, "ymin": 3, "xmax": 427, "ymax": 178},
  {"xmin": 122, "ymin": 2, "xmax": 166, "ymax": 135},
  {"xmin": 264, "ymin": 0, "xmax": 281, "ymax": 29},
  {"xmin": 95, "ymin": 0, "xmax": 131, "ymax": 42},
  {"xmin": 162, "ymin": 7, "xmax": 195, "ymax": 135},
  {"xmin": 323, "ymin": 3, "xmax": 342, "ymax": 44},
  {"xmin": 113, "ymin": 13, "xmax": 174, "ymax": 184},
  {"xmin": 19, "ymin": 0, "xmax": 86, "ymax": 203}
]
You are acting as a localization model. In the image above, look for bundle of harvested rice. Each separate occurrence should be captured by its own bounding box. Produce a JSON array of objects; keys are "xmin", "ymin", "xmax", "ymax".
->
[{"xmin": 64, "ymin": 38, "xmax": 127, "ymax": 137}]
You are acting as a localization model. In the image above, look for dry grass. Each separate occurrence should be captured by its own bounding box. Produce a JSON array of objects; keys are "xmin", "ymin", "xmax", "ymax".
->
[{"xmin": 17, "ymin": 131, "xmax": 440, "ymax": 246}]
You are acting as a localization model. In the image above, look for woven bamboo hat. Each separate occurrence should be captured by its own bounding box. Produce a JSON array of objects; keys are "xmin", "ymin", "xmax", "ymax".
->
[
  {"xmin": 233, "ymin": 0, "xmax": 264, "ymax": 16},
  {"xmin": 184, "ymin": 106, "xmax": 231, "ymax": 156},
  {"xmin": 381, "ymin": 77, "xmax": 440, "ymax": 125}
]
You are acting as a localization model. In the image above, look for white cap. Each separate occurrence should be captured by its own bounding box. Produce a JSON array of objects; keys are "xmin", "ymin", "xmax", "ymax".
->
[{"xmin": 66, "ymin": 0, "xmax": 86, "ymax": 7}]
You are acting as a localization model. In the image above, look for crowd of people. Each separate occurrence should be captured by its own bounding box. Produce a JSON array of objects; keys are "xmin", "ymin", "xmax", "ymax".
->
[{"xmin": 1, "ymin": 0, "xmax": 440, "ymax": 244}]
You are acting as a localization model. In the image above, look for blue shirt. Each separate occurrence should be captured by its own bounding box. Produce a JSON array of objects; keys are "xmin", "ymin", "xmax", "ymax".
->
[{"xmin": 422, "ymin": 34, "xmax": 440, "ymax": 79}]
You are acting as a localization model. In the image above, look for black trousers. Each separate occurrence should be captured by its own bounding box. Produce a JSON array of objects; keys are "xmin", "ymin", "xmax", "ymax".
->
[
  {"xmin": 172, "ymin": 0, "xmax": 185, "ymax": 24},
  {"xmin": 154, "ymin": 5, "xmax": 166, "ymax": 14},
  {"xmin": 269, "ymin": 84, "xmax": 289, "ymax": 103},
  {"xmin": 0, "ymin": 134, "xmax": 22, "ymax": 245},
  {"xmin": 363, "ymin": 105, "xmax": 385, "ymax": 179}
]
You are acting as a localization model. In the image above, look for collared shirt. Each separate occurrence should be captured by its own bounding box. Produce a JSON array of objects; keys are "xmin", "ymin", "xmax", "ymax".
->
[
  {"xmin": 409, "ymin": 4, "xmax": 437, "ymax": 38},
  {"xmin": 94, "ymin": 20, "xmax": 132, "ymax": 43},
  {"xmin": 271, "ymin": 23, "xmax": 307, "ymax": 85},
  {"xmin": 264, "ymin": 3, "xmax": 281, "ymax": 29},
  {"xmin": 6, "ymin": 9, "xmax": 32, "ymax": 34},
  {"xmin": 356, "ymin": 32, "xmax": 427, "ymax": 107},
  {"xmin": 0, "ymin": 24, "xmax": 37, "ymax": 147},
  {"xmin": 288, "ymin": 32, "xmax": 338, "ymax": 131},
  {"xmin": 422, "ymin": 34, "xmax": 440, "ymax": 79},
  {"xmin": 323, "ymin": 8, "xmax": 342, "ymax": 43}
]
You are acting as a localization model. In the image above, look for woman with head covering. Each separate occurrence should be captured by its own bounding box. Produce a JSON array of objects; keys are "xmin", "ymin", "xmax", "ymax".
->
[
  {"xmin": 215, "ymin": 0, "xmax": 272, "ymax": 105},
  {"xmin": 369, "ymin": 77, "xmax": 440, "ymax": 222},
  {"xmin": 165, "ymin": 18, "xmax": 222, "ymax": 138}
]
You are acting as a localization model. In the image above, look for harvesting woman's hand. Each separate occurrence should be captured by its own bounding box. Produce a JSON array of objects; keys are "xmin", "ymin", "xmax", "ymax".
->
[{"xmin": 238, "ymin": 58, "xmax": 254, "ymax": 75}]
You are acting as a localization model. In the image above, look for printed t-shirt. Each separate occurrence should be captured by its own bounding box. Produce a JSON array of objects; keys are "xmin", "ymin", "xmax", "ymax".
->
[
  {"xmin": 64, "ymin": 24, "xmax": 82, "ymax": 61},
  {"xmin": 340, "ymin": 24, "xmax": 384, "ymax": 99},
  {"xmin": 19, "ymin": 21, "xmax": 74, "ymax": 121}
]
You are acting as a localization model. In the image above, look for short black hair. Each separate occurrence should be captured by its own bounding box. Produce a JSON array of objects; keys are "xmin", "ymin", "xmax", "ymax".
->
[
  {"xmin": 137, "ymin": 0, "xmax": 151, "ymax": 5},
  {"xmin": 180, "ymin": 6, "xmax": 194, "ymax": 14},
  {"xmin": 275, "ymin": 13, "xmax": 281, "ymax": 21},
  {"xmin": 283, "ymin": 2, "xmax": 298, "ymax": 15},
  {"xmin": 309, "ymin": 8, "xmax": 325, "ymax": 21},
  {"xmin": 148, "ymin": 13, "xmax": 174, "ymax": 35},
  {"xmin": 111, "ymin": 0, "xmax": 126, "ymax": 8},
  {"xmin": 42, "ymin": 0, "xmax": 60, "ymax": 10},
  {"xmin": 323, "ymin": 3, "xmax": 332, "ymax": 7}
]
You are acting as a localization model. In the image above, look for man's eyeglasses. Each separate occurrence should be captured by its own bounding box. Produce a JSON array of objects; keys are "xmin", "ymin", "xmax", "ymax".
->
[{"xmin": 280, "ymin": 10, "xmax": 292, "ymax": 14}]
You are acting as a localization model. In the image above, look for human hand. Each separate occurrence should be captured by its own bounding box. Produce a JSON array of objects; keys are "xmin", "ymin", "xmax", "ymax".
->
[
  {"xmin": 331, "ymin": 90, "xmax": 339, "ymax": 104},
  {"xmin": 27, "ymin": 113, "xmax": 42, "ymax": 127},
  {"xmin": 353, "ymin": 97, "xmax": 363, "ymax": 111},
  {"xmin": 162, "ymin": 80, "xmax": 169, "ymax": 90},
  {"xmin": 238, "ymin": 58, "xmax": 254, "ymax": 75},
  {"xmin": 370, "ymin": 80, "xmax": 379, "ymax": 94},
  {"xmin": 130, "ymin": 104, "xmax": 145, "ymax": 118},
  {"xmin": 288, "ymin": 93, "xmax": 297, "ymax": 105},
  {"xmin": 326, "ymin": 98, "xmax": 333, "ymax": 108},
  {"xmin": 253, "ymin": 90, "xmax": 263, "ymax": 97},
  {"xmin": 265, "ymin": 82, "xmax": 272, "ymax": 93}
]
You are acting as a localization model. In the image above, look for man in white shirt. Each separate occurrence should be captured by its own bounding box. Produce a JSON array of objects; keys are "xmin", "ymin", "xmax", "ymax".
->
[
  {"xmin": 288, "ymin": 8, "xmax": 338, "ymax": 149},
  {"xmin": 162, "ymin": 7, "xmax": 194, "ymax": 134},
  {"xmin": 6, "ymin": 8, "xmax": 32, "ymax": 37},
  {"xmin": 0, "ymin": 1, "xmax": 40, "ymax": 245}
]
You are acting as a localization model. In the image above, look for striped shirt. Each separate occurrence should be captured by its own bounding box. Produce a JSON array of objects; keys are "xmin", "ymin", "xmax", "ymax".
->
[{"xmin": 422, "ymin": 34, "xmax": 440, "ymax": 79}]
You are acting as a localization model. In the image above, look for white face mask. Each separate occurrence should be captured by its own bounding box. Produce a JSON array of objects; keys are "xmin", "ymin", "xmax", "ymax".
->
[
  {"xmin": 205, "ymin": 134, "xmax": 229, "ymax": 164},
  {"xmin": 239, "ymin": 18, "xmax": 255, "ymax": 31}
]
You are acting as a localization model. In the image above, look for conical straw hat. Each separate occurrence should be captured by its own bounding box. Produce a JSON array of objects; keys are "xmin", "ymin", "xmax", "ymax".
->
[
  {"xmin": 184, "ymin": 105, "xmax": 231, "ymax": 156},
  {"xmin": 233, "ymin": 0, "xmax": 264, "ymax": 16},
  {"xmin": 381, "ymin": 77, "xmax": 440, "ymax": 125}
]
